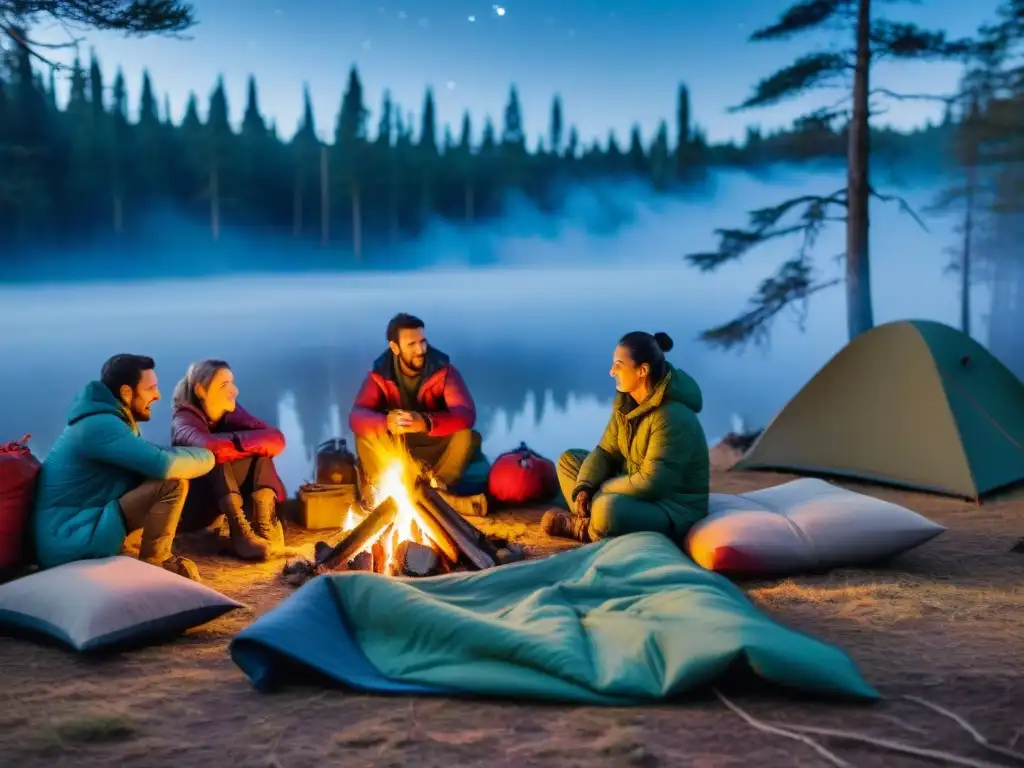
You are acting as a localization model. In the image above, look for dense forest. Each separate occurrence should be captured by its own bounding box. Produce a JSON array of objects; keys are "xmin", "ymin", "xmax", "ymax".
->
[{"xmin": 0, "ymin": 23, "xmax": 957, "ymax": 262}]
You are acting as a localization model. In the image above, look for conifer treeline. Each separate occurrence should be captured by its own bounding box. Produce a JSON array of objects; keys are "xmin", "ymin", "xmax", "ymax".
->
[{"xmin": 0, "ymin": 37, "xmax": 954, "ymax": 259}]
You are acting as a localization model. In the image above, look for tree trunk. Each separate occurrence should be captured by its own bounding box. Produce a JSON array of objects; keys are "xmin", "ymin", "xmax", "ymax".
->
[
  {"xmin": 388, "ymin": 163, "xmax": 399, "ymax": 245},
  {"xmin": 845, "ymin": 0, "xmax": 875, "ymax": 341},
  {"xmin": 320, "ymin": 145, "xmax": 329, "ymax": 246},
  {"xmin": 210, "ymin": 165, "xmax": 220, "ymax": 242},
  {"xmin": 961, "ymin": 165, "xmax": 976, "ymax": 336},
  {"xmin": 351, "ymin": 179, "xmax": 362, "ymax": 262},
  {"xmin": 112, "ymin": 189, "xmax": 124, "ymax": 234},
  {"xmin": 987, "ymin": 216, "xmax": 1024, "ymax": 378},
  {"xmin": 293, "ymin": 173, "xmax": 303, "ymax": 238},
  {"xmin": 464, "ymin": 183, "xmax": 475, "ymax": 222}
]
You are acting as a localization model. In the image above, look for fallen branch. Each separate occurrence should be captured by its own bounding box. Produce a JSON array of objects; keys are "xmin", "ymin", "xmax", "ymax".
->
[
  {"xmin": 713, "ymin": 690, "xmax": 854, "ymax": 768},
  {"xmin": 778, "ymin": 723, "xmax": 1012, "ymax": 768},
  {"xmin": 903, "ymin": 695, "xmax": 1024, "ymax": 764}
]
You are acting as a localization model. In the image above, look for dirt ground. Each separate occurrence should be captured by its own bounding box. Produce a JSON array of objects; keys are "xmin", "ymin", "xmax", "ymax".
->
[{"xmin": 2, "ymin": 469, "xmax": 1023, "ymax": 768}]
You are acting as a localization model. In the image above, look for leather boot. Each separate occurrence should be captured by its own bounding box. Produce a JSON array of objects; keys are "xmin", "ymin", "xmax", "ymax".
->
[
  {"xmin": 220, "ymin": 493, "xmax": 271, "ymax": 561},
  {"xmin": 159, "ymin": 555, "xmax": 202, "ymax": 582},
  {"xmin": 541, "ymin": 510, "xmax": 591, "ymax": 542},
  {"xmin": 251, "ymin": 489, "xmax": 285, "ymax": 553}
]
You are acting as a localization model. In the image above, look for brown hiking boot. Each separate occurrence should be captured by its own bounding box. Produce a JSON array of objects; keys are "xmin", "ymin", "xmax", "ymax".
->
[
  {"xmin": 252, "ymin": 491, "xmax": 285, "ymax": 553},
  {"xmin": 541, "ymin": 510, "xmax": 591, "ymax": 542},
  {"xmin": 222, "ymin": 496, "xmax": 271, "ymax": 561},
  {"xmin": 159, "ymin": 555, "xmax": 202, "ymax": 582}
]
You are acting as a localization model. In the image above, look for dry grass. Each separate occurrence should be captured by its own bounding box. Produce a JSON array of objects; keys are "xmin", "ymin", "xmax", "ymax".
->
[{"xmin": 1, "ymin": 469, "xmax": 1023, "ymax": 768}]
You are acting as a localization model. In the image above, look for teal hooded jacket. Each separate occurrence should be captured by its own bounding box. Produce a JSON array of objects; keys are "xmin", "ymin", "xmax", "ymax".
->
[{"xmin": 33, "ymin": 381, "xmax": 216, "ymax": 568}]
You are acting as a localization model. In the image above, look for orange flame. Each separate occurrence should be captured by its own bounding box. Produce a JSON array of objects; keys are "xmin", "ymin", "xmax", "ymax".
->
[{"xmin": 340, "ymin": 445, "xmax": 437, "ymax": 573}]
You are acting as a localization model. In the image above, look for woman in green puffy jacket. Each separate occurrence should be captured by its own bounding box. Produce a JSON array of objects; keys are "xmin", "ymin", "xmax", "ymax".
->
[{"xmin": 542, "ymin": 331, "xmax": 710, "ymax": 543}]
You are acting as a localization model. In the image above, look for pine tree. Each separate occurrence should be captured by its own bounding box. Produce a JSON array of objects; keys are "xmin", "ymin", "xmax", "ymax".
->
[
  {"xmin": 110, "ymin": 68, "xmax": 129, "ymax": 232},
  {"xmin": 685, "ymin": 0, "xmax": 968, "ymax": 349},
  {"xmin": 135, "ymin": 70, "xmax": 165, "ymax": 200},
  {"xmin": 627, "ymin": 124, "xmax": 646, "ymax": 174},
  {"xmin": 649, "ymin": 121, "xmax": 671, "ymax": 189},
  {"xmin": 63, "ymin": 55, "xmax": 95, "ymax": 225},
  {"xmin": 458, "ymin": 110, "xmax": 475, "ymax": 221},
  {"xmin": 675, "ymin": 83, "xmax": 692, "ymax": 177},
  {"xmin": 416, "ymin": 87, "xmax": 438, "ymax": 225},
  {"xmin": 334, "ymin": 65, "xmax": 368, "ymax": 257},
  {"xmin": 549, "ymin": 95, "xmax": 563, "ymax": 156},
  {"xmin": 205, "ymin": 76, "xmax": 232, "ymax": 240},
  {"xmin": 291, "ymin": 84, "xmax": 318, "ymax": 238}
]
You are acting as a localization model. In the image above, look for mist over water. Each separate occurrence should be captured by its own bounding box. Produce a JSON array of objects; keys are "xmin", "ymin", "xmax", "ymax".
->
[{"xmin": 0, "ymin": 166, "xmax": 979, "ymax": 491}]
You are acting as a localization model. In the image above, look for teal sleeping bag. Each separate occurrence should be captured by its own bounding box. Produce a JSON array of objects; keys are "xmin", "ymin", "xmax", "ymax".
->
[{"xmin": 231, "ymin": 532, "xmax": 879, "ymax": 703}]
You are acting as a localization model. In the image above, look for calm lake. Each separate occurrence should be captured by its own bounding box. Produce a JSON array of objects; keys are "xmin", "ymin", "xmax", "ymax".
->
[{"xmin": 0, "ymin": 170, "xmax": 978, "ymax": 492}]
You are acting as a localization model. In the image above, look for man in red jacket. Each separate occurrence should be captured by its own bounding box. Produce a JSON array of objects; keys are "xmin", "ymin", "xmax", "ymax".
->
[{"xmin": 349, "ymin": 313, "xmax": 480, "ymax": 490}]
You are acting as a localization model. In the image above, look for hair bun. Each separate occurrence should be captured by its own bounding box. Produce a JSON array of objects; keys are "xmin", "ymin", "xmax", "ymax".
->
[{"xmin": 653, "ymin": 332, "xmax": 674, "ymax": 352}]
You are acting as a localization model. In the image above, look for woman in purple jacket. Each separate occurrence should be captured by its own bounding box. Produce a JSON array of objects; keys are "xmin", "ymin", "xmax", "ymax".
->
[{"xmin": 171, "ymin": 359, "xmax": 287, "ymax": 561}]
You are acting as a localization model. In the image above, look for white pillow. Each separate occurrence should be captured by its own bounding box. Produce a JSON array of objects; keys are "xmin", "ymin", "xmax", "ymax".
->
[
  {"xmin": 0, "ymin": 556, "xmax": 243, "ymax": 652},
  {"xmin": 685, "ymin": 478, "xmax": 946, "ymax": 575}
]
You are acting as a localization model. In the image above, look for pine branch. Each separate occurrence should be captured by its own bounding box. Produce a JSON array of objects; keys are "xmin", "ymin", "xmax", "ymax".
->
[
  {"xmin": 1, "ymin": 1, "xmax": 195, "ymax": 35},
  {"xmin": 870, "ymin": 87, "xmax": 956, "ymax": 104},
  {"xmin": 1, "ymin": 1, "xmax": 195, "ymax": 66},
  {"xmin": 870, "ymin": 21, "xmax": 972, "ymax": 60},
  {"xmin": 749, "ymin": 0, "xmax": 852, "ymax": 42},
  {"xmin": 870, "ymin": 186, "xmax": 929, "ymax": 231},
  {"xmin": 698, "ymin": 260, "xmax": 841, "ymax": 350},
  {"xmin": 685, "ymin": 188, "xmax": 846, "ymax": 270},
  {"xmin": 732, "ymin": 53, "xmax": 852, "ymax": 111}
]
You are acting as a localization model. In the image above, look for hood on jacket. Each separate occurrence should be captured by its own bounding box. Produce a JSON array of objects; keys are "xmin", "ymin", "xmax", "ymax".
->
[
  {"xmin": 67, "ymin": 380, "xmax": 134, "ymax": 429},
  {"xmin": 619, "ymin": 363, "xmax": 703, "ymax": 419},
  {"xmin": 661, "ymin": 363, "xmax": 703, "ymax": 413}
]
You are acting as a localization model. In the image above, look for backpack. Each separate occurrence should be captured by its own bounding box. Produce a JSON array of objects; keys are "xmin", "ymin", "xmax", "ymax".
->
[
  {"xmin": 487, "ymin": 442, "xmax": 558, "ymax": 505},
  {"xmin": 0, "ymin": 434, "xmax": 41, "ymax": 570}
]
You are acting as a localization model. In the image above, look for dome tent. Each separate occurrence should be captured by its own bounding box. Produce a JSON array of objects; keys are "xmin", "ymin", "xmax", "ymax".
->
[{"xmin": 736, "ymin": 320, "xmax": 1024, "ymax": 500}]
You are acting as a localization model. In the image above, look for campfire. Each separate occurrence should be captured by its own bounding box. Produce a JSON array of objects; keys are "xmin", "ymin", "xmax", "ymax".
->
[{"xmin": 284, "ymin": 448, "xmax": 523, "ymax": 585}]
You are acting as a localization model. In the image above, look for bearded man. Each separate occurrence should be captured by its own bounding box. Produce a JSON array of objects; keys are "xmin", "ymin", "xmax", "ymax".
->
[{"xmin": 349, "ymin": 313, "xmax": 481, "ymax": 491}]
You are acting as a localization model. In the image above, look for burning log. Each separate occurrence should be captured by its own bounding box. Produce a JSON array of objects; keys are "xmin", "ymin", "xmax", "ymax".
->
[
  {"xmin": 395, "ymin": 540, "xmax": 441, "ymax": 577},
  {"xmin": 412, "ymin": 501, "xmax": 460, "ymax": 563},
  {"xmin": 348, "ymin": 551, "xmax": 374, "ymax": 571},
  {"xmin": 436, "ymin": 489, "xmax": 489, "ymax": 517},
  {"xmin": 314, "ymin": 497, "xmax": 399, "ymax": 570},
  {"xmin": 418, "ymin": 486, "xmax": 497, "ymax": 570}
]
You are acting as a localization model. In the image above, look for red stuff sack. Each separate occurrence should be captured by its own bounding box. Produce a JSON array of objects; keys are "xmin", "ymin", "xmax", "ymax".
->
[
  {"xmin": 0, "ymin": 434, "xmax": 41, "ymax": 570},
  {"xmin": 487, "ymin": 442, "xmax": 559, "ymax": 505}
]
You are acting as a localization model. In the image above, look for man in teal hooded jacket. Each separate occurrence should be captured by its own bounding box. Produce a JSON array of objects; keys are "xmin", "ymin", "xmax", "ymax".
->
[{"xmin": 33, "ymin": 354, "xmax": 216, "ymax": 580}]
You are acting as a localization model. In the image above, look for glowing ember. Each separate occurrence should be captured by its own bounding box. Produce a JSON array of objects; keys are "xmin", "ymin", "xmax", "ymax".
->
[{"xmin": 340, "ymin": 452, "xmax": 438, "ymax": 573}]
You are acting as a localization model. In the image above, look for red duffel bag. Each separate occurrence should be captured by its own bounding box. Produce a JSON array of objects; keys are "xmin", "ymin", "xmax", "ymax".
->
[
  {"xmin": 487, "ymin": 442, "xmax": 559, "ymax": 505},
  {"xmin": 0, "ymin": 434, "xmax": 41, "ymax": 570}
]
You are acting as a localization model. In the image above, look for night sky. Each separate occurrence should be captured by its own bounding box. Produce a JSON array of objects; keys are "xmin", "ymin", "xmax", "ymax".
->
[{"xmin": 28, "ymin": 0, "xmax": 1002, "ymax": 144}]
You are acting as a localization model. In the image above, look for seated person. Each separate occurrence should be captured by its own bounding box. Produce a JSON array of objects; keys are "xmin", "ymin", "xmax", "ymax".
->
[
  {"xmin": 170, "ymin": 359, "xmax": 287, "ymax": 561},
  {"xmin": 542, "ymin": 331, "xmax": 710, "ymax": 543},
  {"xmin": 349, "ymin": 313, "xmax": 481, "ymax": 491},
  {"xmin": 32, "ymin": 354, "xmax": 215, "ymax": 580}
]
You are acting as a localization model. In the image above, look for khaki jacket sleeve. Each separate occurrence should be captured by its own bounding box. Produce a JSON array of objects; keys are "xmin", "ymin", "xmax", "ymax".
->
[{"xmin": 573, "ymin": 413, "xmax": 622, "ymax": 499}]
